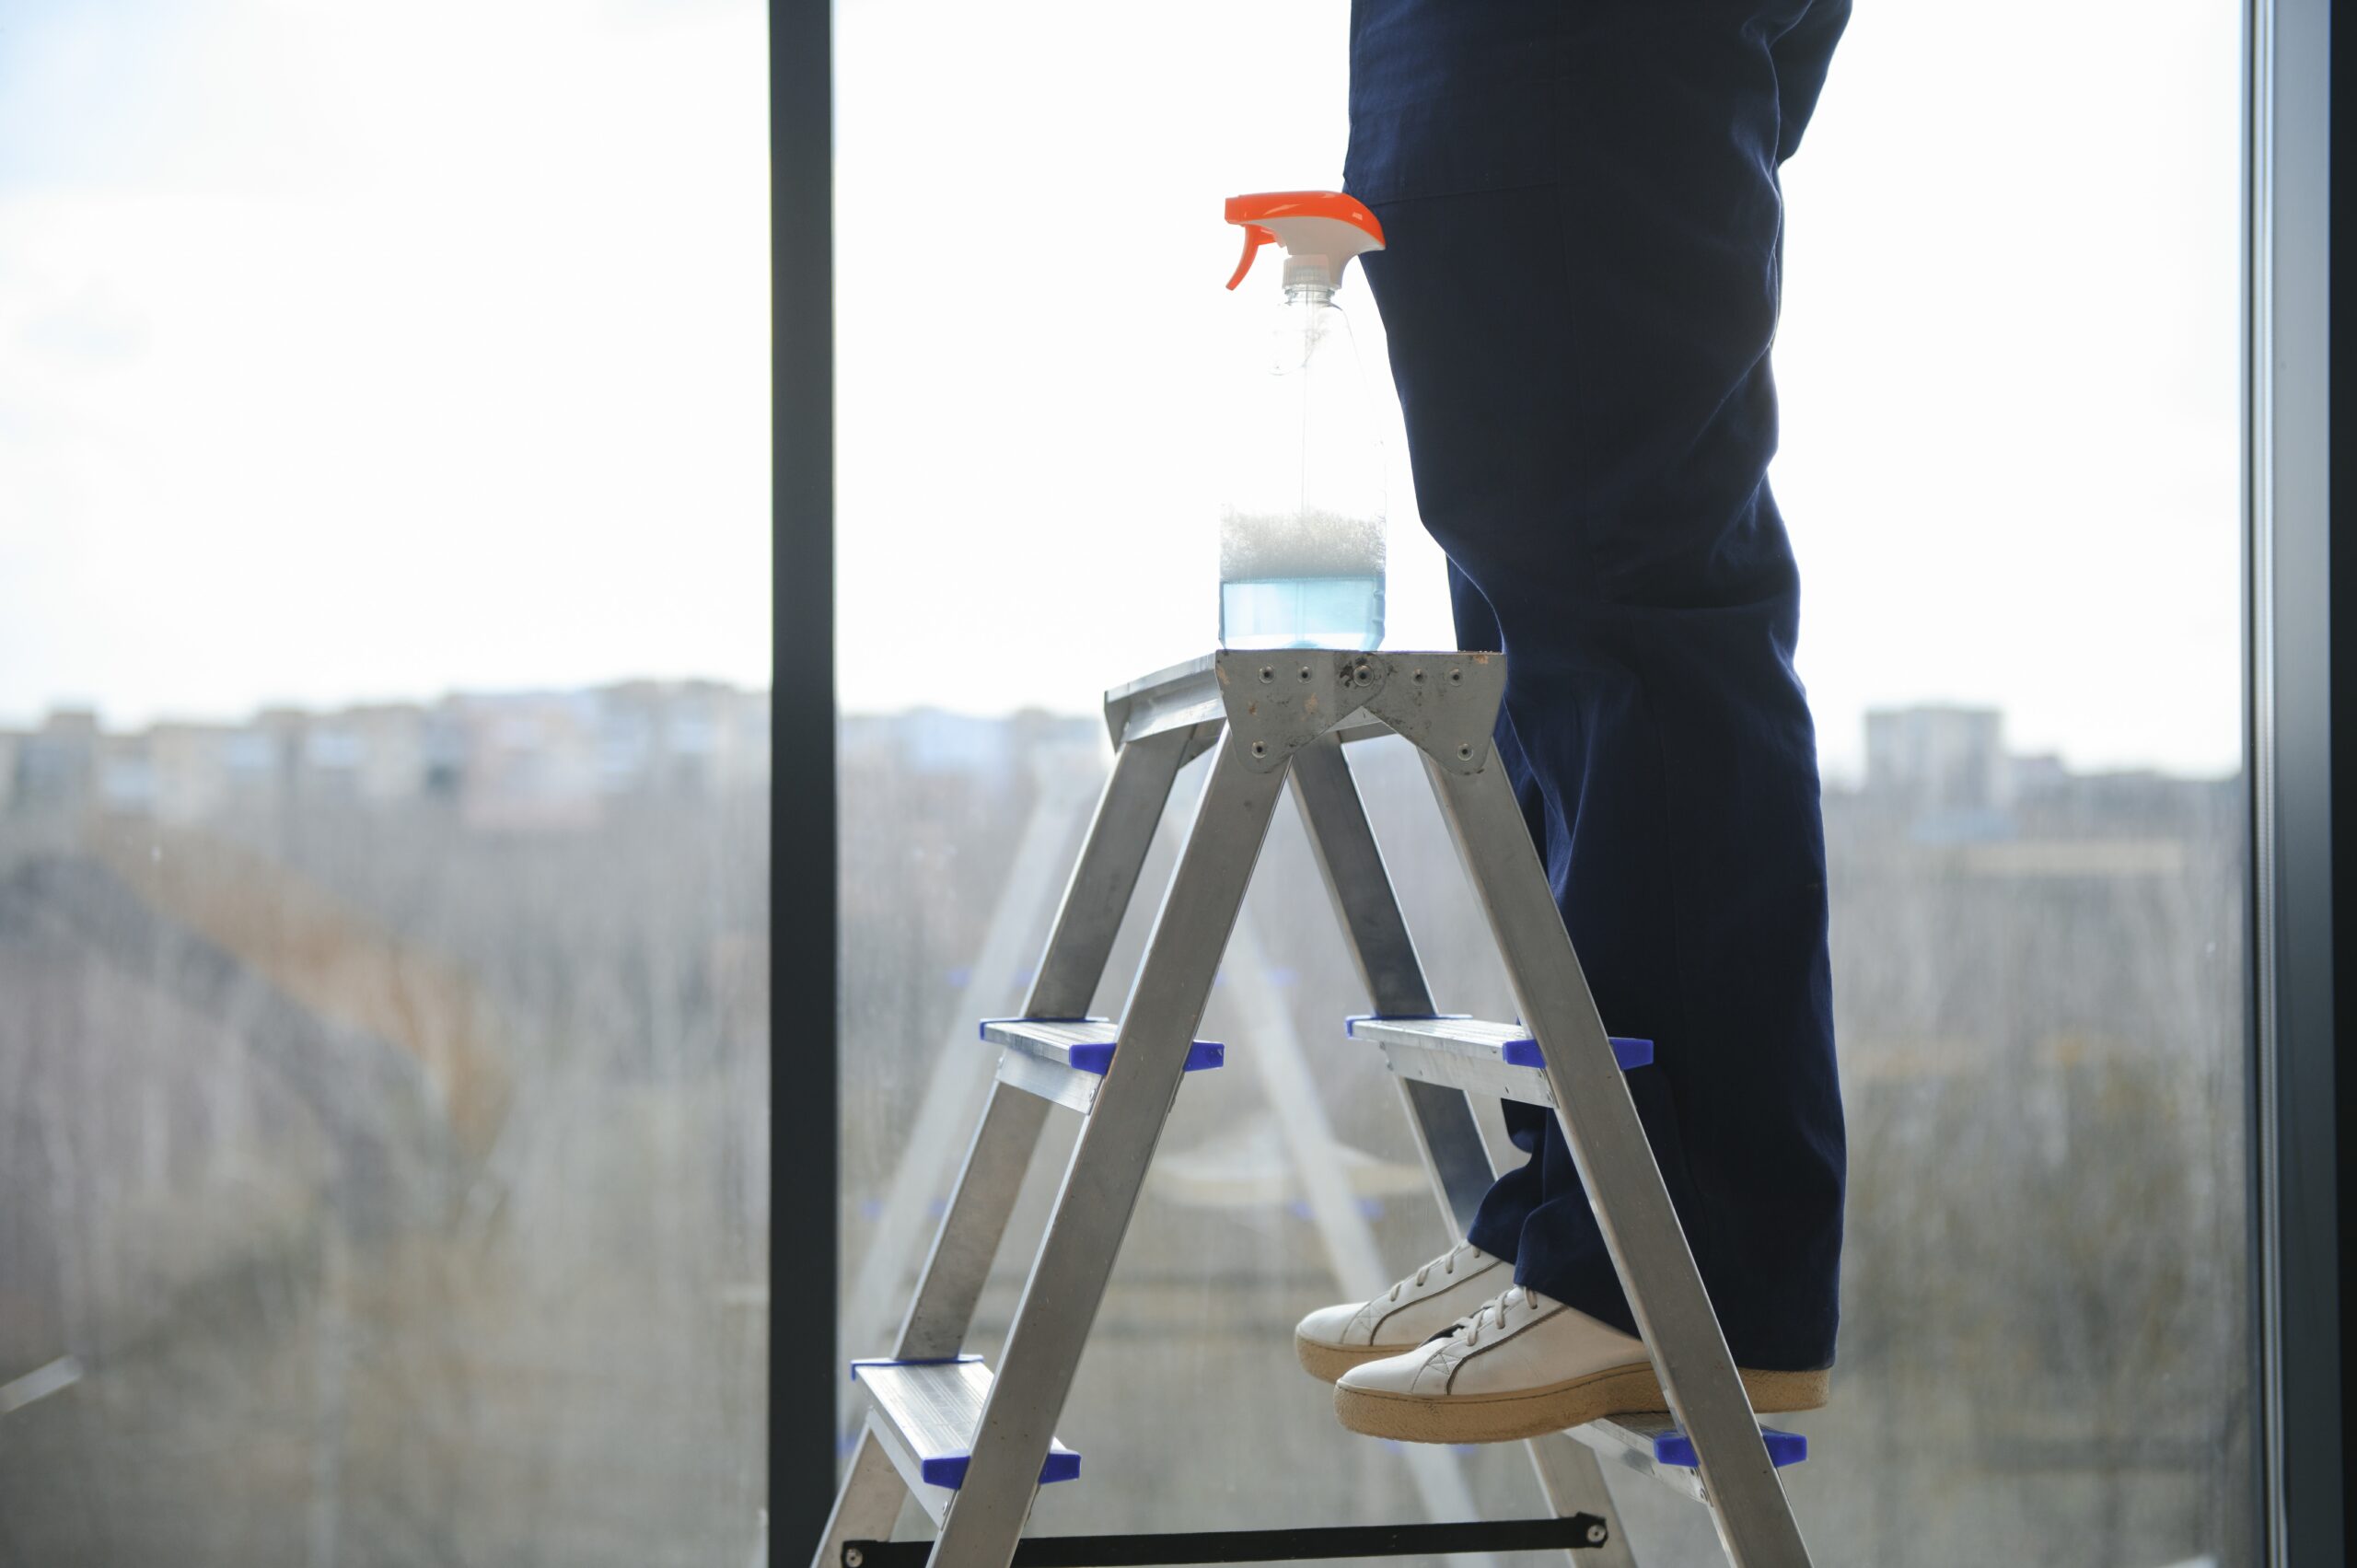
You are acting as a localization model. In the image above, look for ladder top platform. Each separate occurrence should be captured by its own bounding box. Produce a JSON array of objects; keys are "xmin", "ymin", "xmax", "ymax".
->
[{"xmin": 1100, "ymin": 649, "xmax": 1504, "ymax": 751}]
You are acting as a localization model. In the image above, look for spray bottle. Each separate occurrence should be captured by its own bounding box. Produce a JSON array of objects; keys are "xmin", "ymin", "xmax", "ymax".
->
[{"xmin": 1217, "ymin": 192, "xmax": 1388, "ymax": 652}]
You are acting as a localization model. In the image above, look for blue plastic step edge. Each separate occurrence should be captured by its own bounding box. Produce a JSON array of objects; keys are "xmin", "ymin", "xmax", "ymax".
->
[
  {"xmin": 977, "ymin": 1019, "xmax": 1223, "ymax": 1077},
  {"xmin": 848, "ymin": 1354, "xmax": 981, "ymax": 1380},
  {"xmin": 1651, "ymin": 1424, "xmax": 1807, "ymax": 1469},
  {"xmin": 1342, "ymin": 1016, "xmax": 1652, "ymax": 1072},
  {"xmin": 1500, "ymin": 1035, "xmax": 1654, "ymax": 1072},
  {"xmin": 1066, "ymin": 1039, "xmax": 1222, "ymax": 1075},
  {"xmin": 921, "ymin": 1449, "xmax": 1083, "ymax": 1490},
  {"xmin": 847, "ymin": 1359, "xmax": 1084, "ymax": 1488}
]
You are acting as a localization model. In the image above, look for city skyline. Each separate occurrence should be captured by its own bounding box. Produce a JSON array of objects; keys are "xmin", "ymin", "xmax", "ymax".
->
[{"xmin": 2, "ymin": 680, "xmax": 2238, "ymax": 814}]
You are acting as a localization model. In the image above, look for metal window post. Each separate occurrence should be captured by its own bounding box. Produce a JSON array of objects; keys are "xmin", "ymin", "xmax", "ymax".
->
[
  {"xmin": 2245, "ymin": 1, "xmax": 2344, "ymax": 1564},
  {"xmin": 773, "ymin": 0, "xmax": 837, "ymax": 1561}
]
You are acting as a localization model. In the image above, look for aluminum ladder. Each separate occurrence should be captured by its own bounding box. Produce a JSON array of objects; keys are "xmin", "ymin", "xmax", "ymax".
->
[{"xmin": 815, "ymin": 649, "xmax": 1817, "ymax": 1568}]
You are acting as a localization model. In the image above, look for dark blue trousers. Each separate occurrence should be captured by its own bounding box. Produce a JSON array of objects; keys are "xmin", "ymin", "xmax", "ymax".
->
[{"xmin": 1346, "ymin": 0, "xmax": 1850, "ymax": 1374}]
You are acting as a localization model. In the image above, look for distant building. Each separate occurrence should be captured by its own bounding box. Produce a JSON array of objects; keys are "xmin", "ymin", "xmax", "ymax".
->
[
  {"xmin": 145, "ymin": 723, "xmax": 286, "ymax": 822},
  {"xmin": 296, "ymin": 704, "xmax": 431, "ymax": 806},
  {"xmin": 840, "ymin": 708, "xmax": 1102, "ymax": 789},
  {"xmin": 1, "ymin": 682, "xmax": 772, "ymax": 827},
  {"xmin": 11, "ymin": 710, "xmax": 100, "ymax": 813},
  {"xmin": 594, "ymin": 680, "xmax": 769, "ymax": 799},
  {"xmin": 1865, "ymin": 706, "xmax": 2007, "ymax": 809},
  {"xmin": 96, "ymin": 734, "xmax": 157, "ymax": 814},
  {"xmin": 450, "ymin": 691, "xmax": 606, "ymax": 831},
  {"xmin": 725, "ymin": 690, "xmax": 772, "ymax": 791},
  {"xmin": 2007, "ymin": 751, "xmax": 2070, "ymax": 798},
  {"xmin": 148, "ymin": 725, "xmax": 235, "ymax": 822},
  {"xmin": 1862, "ymin": 704, "xmax": 2018, "ymax": 843}
]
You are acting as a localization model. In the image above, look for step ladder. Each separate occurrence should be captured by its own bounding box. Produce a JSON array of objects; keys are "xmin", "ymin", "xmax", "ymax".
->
[{"xmin": 816, "ymin": 650, "xmax": 1818, "ymax": 1568}]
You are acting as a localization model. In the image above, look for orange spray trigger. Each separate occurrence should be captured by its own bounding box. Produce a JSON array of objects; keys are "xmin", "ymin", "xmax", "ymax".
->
[
  {"xmin": 1225, "ymin": 224, "xmax": 1277, "ymax": 291},
  {"xmin": 1223, "ymin": 191, "xmax": 1385, "ymax": 292}
]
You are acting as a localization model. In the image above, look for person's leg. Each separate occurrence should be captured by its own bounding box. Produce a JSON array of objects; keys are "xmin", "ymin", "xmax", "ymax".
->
[
  {"xmin": 1444, "ymin": 563, "xmax": 1556, "ymax": 1264},
  {"xmin": 1346, "ymin": 0, "xmax": 1850, "ymax": 1374}
]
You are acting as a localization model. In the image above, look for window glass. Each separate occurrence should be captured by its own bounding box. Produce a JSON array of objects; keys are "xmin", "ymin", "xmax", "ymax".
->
[
  {"xmin": 840, "ymin": 2, "xmax": 2251, "ymax": 1563},
  {"xmin": 0, "ymin": 5, "xmax": 771, "ymax": 1562}
]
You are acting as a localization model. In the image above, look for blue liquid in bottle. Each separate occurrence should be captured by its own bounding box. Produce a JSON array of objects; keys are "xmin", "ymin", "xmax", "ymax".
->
[{"xmin": 1219, "ymin": 575, "xmax": 1385, "ymax": 653}]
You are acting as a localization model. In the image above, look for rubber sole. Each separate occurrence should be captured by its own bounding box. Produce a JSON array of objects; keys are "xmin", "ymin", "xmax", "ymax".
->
[
  {"xmin": 1295, "ymin": 1334, "xmax": 1411, "ymax": 1384},
  {"xmin": 1334, "ymin": 1362, "xmax": 1829, "ymax": 1446}
]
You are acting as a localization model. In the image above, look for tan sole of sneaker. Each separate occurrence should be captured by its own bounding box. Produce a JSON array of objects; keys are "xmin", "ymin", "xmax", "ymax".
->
[
  {"xmin": 1295, "ymin": 1335, "xmax": 1409, "ymax": 1384},
  {"xmin": 1334, "ymin": 1362, "xmax": 1829, "ymax": 1446}
]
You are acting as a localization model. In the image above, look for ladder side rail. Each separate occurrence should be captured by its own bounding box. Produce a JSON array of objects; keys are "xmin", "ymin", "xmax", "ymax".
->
[
  {"xmin": 848, "ymin": 756, "xmax": 1109, "ymax": 1357},
  {"xmin": 894, "ymin": 1086, "xmax": 1057, "ymax": 1361},
  {"xmin": 926, "ymin": 733, "xmax": 1288, "ymax": 1568},
  {"xmin": 1521, "ymin": 1437, "xmax": 1640, "ymax": 1568},
  {"xmin": 816, "ymin": 726, "xmax": 1204, "ymax": 1568},
  {"xmin": 1024, "ymin": 724, "xmax": 1207, "ymax": 1019},
  {"xmin": 893, "ymin": 724, "xmax": 1201, "ymax": 1360},
  {"xmin": 1288, "ymin": 733, "xmax": 1638, "ymax": 1568},
  {"xmin": 816, "ymin": 1435, "xmax": 912, "ymax": 1568},
  {"xmin": 1288, "ymin": 734, "xmax": 1495, "ymax": 1233},
  {"xmin": 1285, "ymin": 736, "xmax": 1442, "ymax": 1016},
  {"xmin": 1422, "ymin": 755, "xmax": 1813, "ymax": 1568}
]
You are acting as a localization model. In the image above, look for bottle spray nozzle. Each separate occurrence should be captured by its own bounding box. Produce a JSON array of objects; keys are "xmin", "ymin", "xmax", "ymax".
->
[{"xmin": 1224, "ymin": 191, "xmax": 1386, "ymax": 292}]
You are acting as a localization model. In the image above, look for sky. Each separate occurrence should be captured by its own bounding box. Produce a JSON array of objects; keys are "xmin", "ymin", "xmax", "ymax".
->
[
  {"xmin": 0, "ymin": 0, "xmax": 771, "ymax": 726},
  {"xmin": 1, "ymin": 0, "xmax": 2243, "ymax": 779}
]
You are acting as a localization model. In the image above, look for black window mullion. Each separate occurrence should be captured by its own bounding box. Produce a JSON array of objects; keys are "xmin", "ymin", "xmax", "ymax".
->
[{"xmin": 772, "ymin": 0, "xmax": 837, "ymax": 1561}]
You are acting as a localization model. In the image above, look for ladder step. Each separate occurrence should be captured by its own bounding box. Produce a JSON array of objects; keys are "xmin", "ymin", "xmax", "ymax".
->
[
  {"xmin": 850, "ymin": 1357, "xmax": 1081, "ymax": 1523},
  {"xmin": 1573, "ymin": 1413, "xmax": 1805, "ymax": 1505},
  {"xmin": 1344, "ymin": 1016, "xmax": 1651, "ymax": 1106},
  {"xmin": 982, "ymin": 1018, "xmax": 1224, "ymax": 1113}
]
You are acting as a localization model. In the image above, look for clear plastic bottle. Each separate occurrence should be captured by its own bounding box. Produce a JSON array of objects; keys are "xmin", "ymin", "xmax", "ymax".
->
[{"xmin": 1217, "ymin": 194, "xmax": 1388, "ymax": 653}]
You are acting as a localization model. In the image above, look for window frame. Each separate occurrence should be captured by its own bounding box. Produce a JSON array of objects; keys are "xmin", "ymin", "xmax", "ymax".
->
[
  {"xmin": 773, "ymin": 0, "xmax": 838, "ymax": 1560},
  {"xmin": 2245, "ymin": 2, "xmax": 2348, "ymax": 1565}
]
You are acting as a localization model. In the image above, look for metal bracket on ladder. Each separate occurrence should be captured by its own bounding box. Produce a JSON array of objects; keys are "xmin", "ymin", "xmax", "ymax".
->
[{"xmin": 816, "ymin": 651, "xmax": 1818, "ymax": 1568}]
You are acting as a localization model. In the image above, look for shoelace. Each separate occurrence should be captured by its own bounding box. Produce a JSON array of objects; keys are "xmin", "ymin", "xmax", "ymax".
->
[
  {"xmin": 1385, "ymin": 1242, "xmax": 1482, "ymax": 1304},
  {"xmin": 1456, "ymin": 1285, "xmax": 1533, "ymax": 1349}
]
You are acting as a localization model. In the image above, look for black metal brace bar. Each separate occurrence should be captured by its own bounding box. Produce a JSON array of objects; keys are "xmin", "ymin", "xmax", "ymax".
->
[{"xmin": 842, "ymin": 1515, "xmax": 1610, "ymax": 1568}]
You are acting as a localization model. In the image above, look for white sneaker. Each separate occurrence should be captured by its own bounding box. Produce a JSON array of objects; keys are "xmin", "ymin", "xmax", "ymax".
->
[
  {"xmin": 1333, "ymin": 1284, "xmax": 1830, "ymax": 1444},
  {"xmin": 1293, "ymin": 1242, "xmax": 1509, "ymax": 1382}
]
